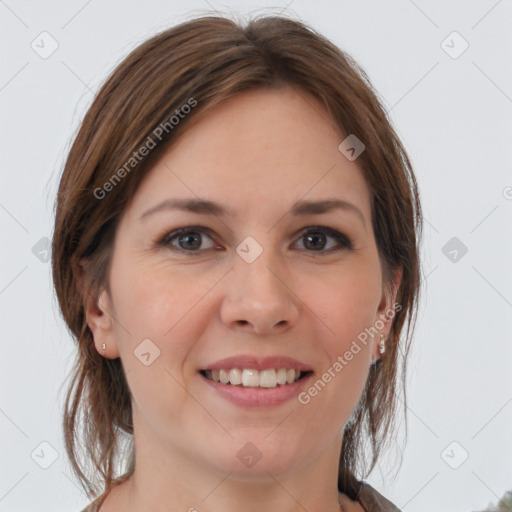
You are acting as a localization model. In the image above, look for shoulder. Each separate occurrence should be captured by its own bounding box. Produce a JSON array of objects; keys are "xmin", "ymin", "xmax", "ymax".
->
[
  {"xmin": 79, "ymin": 496, "xmax": 102, "ymax": 512},
  {"xmin": 339, "ymin": 492, "xmax": 366, "ymax": 511},
  {"xmin": 356, "ymin": 481, "xmax": 402, "ymax": 512},
  {"xmin": 79, "ymin": 505, "xmax": 98, "ymax": 512}
]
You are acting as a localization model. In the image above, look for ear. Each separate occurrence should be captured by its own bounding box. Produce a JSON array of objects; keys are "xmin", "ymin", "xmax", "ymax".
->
[
  {"xmin": 372, "ymin": 266, "xmax": 402, "ymax": 362},
  {"xmin": 78, "ymin": 258, "xmax": 121, "ymax": 359}
]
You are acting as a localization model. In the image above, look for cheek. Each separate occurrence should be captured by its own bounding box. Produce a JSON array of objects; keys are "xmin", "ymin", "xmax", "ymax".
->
[
  {"xmin": 109, "ymin": 261, "xmax": 209, "ymax": 422},
  {"xmin": 111, "ymin": 256, "xmax": 215, "ymax": 338},
  {"xmin": 317, "ymin": 259, "xmax": 381, "ymax": 412},
  {"xmin": 298, "ymin": 271, "xmax": 377, "ymax": 428},
  {"xmin": 108, "ymin": 262, "xmax": 201, "ymax": 392},
  {"xmin": 304, "ymin": 257, "xmax": 382, "ymax": 349}
]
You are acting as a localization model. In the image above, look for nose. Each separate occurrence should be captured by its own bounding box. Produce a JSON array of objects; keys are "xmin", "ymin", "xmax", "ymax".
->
[{"xmin": 220, "ymin": 250, "xmax": 300, "ymax": 335}]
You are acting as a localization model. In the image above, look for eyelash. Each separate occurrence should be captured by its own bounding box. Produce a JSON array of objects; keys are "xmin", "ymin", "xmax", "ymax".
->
[{"xmin": 156, "ymin": 225, "xmax": 353, "ymax": 255}]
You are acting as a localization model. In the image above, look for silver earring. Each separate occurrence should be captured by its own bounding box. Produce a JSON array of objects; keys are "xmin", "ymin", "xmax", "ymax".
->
[
  {"xmin": 379, "ymin": 333, "xmax": 386, "ymax": 354},
  {"xmin": 102, "ymin": 343, "xmax": 106, "ymax": 351}
]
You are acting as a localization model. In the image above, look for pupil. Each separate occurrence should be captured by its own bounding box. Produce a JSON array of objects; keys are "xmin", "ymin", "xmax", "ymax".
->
[
  {"xmin": 306, "ymin": 232, "xmax": 325, "ymax": 250},
  {"xmin": 179, "ymin": 232, "xmax": 200, "ymax": 250}
]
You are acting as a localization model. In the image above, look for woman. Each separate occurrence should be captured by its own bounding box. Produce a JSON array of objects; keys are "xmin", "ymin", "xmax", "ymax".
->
[{"xmin": 52, "ymin": 14, "xmax": 422, "ymax": 512}]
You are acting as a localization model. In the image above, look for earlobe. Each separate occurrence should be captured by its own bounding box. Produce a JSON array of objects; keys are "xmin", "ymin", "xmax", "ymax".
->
[
  {"xmin": 373, "ymin": 266, "xmax": 402, "ymax": 362},
  {"xmin": 377, "ymin": 266, "xmax": 402, "ymax": 325},
  {"xmin": 80, "ymin": 268, "xmax": 121, "ymax": 359}
]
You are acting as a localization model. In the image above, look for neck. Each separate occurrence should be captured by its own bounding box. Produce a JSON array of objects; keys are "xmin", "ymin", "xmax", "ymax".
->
[{"xmin": 105, "ymin": 432, "xmax": 344, "ymax": 512}]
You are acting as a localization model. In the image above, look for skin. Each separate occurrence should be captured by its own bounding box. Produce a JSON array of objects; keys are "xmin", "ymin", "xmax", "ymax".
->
[{"xmin": 84, "ymin": 85, "xmax": 400, "ymax": 512}]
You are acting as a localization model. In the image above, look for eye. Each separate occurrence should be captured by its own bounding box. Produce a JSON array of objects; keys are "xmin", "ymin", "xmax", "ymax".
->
[
  {"xmin": 294, "ymin": 226, "xmax": 353, "ymax": 252},
  {"xmin": 157, "ymin": 226, "xmax": 219, "ymax": 253},
  {"xmin": 156, "ymin": 225, "xmax": 353, "ymax": 254}
]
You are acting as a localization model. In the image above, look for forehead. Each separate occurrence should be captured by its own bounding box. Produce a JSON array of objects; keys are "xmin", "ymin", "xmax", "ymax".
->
[{"xmin": 125, "ymin": 86, "xmax": 371, "ymax": 224}]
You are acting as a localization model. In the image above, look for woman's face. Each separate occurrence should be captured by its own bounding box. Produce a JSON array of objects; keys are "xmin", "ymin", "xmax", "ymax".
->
[{"xmin": 88, "ymin": 85, "xmax": 399, "ymax": 484}]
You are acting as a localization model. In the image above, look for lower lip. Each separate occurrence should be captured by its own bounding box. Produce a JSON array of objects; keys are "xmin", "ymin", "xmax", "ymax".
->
[{"xmin": 199, "ymin": 372, "xmax": 313, "ymax": 408}]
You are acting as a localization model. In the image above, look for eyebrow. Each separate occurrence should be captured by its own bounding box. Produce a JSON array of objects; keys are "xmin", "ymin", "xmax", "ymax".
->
[{"xmin": 139, "ymin": 197, "xmax": 366, "ymax": 227}]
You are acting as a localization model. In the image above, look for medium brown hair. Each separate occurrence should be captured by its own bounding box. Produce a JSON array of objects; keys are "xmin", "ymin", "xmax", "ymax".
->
[{"xmin": 52, "ymin": 13, "xmax": 422, "ymax": 503}]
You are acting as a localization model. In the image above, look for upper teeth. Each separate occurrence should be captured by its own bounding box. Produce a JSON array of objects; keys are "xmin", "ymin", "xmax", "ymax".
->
[{"xmin": 204, "ymin": 368, "xmax": 302, "ymax": 388}]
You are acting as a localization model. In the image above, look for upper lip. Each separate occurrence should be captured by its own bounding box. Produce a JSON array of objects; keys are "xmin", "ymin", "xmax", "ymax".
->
[{"xmin": 200, "ymin": 355, "xmax": 314, "ymax": 372}]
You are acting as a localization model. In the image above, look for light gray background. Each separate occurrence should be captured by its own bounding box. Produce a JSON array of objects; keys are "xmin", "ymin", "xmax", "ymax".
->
[{"xmin": 1, "ymin": 1, "xmax": 511, "ymax": 511}]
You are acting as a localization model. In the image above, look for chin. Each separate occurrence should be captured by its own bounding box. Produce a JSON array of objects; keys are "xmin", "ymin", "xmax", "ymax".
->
[{"xmin": 203, "ymin": 435, "xmax": 307, "ymax": 480}]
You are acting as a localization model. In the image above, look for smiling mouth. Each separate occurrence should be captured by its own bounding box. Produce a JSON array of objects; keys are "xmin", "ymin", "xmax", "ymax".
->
[{"xmin": 199, "ymin": 368, "xmax": 313, "ymax": 389}]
